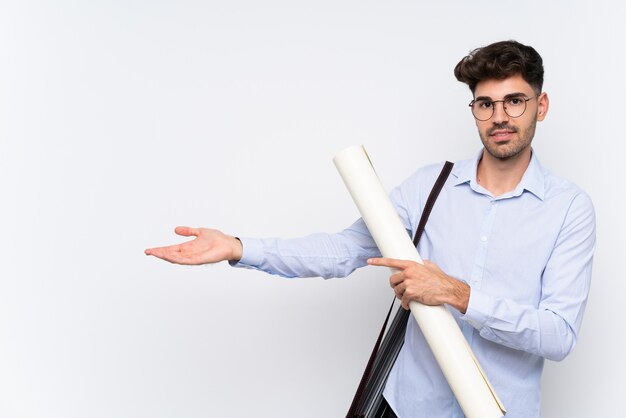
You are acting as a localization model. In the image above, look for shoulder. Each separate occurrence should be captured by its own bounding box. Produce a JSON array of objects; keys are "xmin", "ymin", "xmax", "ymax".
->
[
  {"xmin": 537, "ymin": 166, "xmax": 596, "ymax": 233},
  {"xmin": 541, "ymin": 166, "xmax": 594, "ymax": 211}
]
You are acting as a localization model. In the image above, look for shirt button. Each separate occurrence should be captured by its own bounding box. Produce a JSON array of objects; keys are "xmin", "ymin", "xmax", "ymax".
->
[{"xmin": 480, "ymin": 236, "xmax": 488, "ymax": 242}]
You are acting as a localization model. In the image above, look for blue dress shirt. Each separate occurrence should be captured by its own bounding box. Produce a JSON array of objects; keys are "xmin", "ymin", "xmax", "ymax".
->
[{"xmin": 233, "ymin": 150, "xmax": 595, "ymax": 418}]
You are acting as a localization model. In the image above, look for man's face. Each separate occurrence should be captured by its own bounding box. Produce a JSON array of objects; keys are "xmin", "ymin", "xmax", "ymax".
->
[{"xmin": 472, "ymin": 74, "xmax": 549, "ymax": 160}]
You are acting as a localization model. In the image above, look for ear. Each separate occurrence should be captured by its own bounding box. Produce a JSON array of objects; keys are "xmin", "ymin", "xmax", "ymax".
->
[{"xmin": 537, "ymin": 92, "xmax": 549, "ymax": 121}]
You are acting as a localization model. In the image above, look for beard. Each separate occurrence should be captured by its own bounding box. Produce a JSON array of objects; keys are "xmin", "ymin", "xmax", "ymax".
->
[{"xmin": 479, "ymin": 116, "xmax": 537, "ymax": 160}]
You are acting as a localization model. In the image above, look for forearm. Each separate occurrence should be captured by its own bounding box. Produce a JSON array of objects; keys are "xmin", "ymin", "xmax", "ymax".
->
[
  {"xmin": 231, "ymin": 169, "xmax": 419, "ymax": 279},
  {"xmin": 462, "ymin": 289, "xmax": 577, "ymax": 361},
  {"xmin": 232, "ymin": 219, "xmax": 382, "ymax": 279}
]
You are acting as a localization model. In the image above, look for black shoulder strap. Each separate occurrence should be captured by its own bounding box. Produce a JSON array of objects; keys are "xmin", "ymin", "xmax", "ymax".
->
[
  {"xmin": 413, "ymin": 161, "xmax": 454, "ymax": 247},
  {"xmin": 347, "ymin": 161, "xmax": 454, "ymax": 418}
]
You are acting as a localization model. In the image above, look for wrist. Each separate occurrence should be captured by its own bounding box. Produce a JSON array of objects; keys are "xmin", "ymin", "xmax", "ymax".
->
[
  {"xmin": 230, "ymin": 236, "xmax": 243, "ymax": 261},
  {"xmin": 447, "ymin": 278, "xmax": 470, "ymax": 314}
]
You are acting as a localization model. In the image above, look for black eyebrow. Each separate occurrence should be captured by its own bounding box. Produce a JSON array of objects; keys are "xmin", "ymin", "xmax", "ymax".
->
[
  {"xmin": 474, "ymin": 92, "xmax": 528, "ymax": 102},
  {"xmin": 503, "ymin": 92, "xmax": 528, "ymax": 99}
]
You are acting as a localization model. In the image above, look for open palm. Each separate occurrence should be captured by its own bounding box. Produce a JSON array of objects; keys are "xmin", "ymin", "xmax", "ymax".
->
[{"xmin": 145, "ymin": 226, "xmax": 241, "ymax": 265}]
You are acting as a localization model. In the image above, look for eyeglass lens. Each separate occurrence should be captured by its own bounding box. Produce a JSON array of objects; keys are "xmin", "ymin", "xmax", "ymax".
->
[{"xmin": 471, "ymin": 97, "xmax": 529, "ymax": 121}]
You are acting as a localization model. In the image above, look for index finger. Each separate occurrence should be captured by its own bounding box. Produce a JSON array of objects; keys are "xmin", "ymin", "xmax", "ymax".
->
[{"xmin": 367, "ymin": 257, "xmax": 413, "ymax": 270}]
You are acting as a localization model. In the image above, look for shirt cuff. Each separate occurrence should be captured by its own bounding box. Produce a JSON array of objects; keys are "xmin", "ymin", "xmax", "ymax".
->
[
  {"xmin": 460, "ymin": 288, "xmax": 494, "ymax": 330},
  {"xmin": 228, "ymin": 237, "xmax": 264, "ymax": 268}
]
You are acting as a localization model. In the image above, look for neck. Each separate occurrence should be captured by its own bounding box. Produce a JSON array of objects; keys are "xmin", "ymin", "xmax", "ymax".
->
[{"xmin": 476, "ymin": 148, "xmax": 532, "ymax": 197}]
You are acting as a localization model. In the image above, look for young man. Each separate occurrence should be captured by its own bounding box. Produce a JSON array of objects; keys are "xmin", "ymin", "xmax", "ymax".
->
[{"xmin": 145, "ymin": 41, "xmax": 595, "ymax": 418}]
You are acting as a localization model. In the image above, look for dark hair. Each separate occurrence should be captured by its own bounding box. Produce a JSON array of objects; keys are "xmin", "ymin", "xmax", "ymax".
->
[{"xmin": 454, "ymin": 40, "xmax": 544, "ymax": 94}]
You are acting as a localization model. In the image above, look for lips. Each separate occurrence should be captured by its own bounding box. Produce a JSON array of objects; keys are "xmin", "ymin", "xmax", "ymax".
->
[{"xmin": 489, "ymin": 129, "xmax": 516, "ymax": 142}]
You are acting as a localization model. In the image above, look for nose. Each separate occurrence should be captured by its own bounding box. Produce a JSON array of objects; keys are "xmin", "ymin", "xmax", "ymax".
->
[{"xmin": 492, "ymin": 101, "xmax": 510, "ymax": 124}]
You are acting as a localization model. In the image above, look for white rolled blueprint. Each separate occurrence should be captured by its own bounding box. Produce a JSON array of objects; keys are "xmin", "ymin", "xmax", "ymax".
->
[{"xmin": 333, "ymin": 145, "xmax": 505, "ymax": 418}]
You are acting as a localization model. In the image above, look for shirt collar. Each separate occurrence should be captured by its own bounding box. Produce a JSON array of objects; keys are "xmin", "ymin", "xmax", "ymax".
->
[{"xmin": 451, "ymin": 148, "xmax": 545, "ymax": 201}]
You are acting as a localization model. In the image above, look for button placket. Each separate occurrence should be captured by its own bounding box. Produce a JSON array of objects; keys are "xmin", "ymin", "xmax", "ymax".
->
[{"xmin": 470, "ymin": 200, "xmax": 498, "ymax": 291}]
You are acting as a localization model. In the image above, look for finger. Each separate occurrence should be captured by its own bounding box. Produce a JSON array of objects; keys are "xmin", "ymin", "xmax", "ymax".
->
[
  {"xmin": 367, "ymin": 257, "xmax": 413, "ymax": 269},
  {"xmin": 401, "ymin": 291, "xmax": 413, "ymax": 310},
  {"xmin": 153, "ymin": 252, "xmax": 190, "ymax": 265},
  {"xmin": 389, "ymin": 271, "xmax": 405, "ymax": 287},
  {"xmin": 393, "ymin": 281, "xmax": 404, "ymax": 299},
  {"xmin": 144, "ymin": 247, "xmax": 164, "ymax": 257},
  {"xmin": 144, "ymin": 244, "xmax": 183, "ymax": 260},
  {"xmin": 175, "ymin": 226, "xmax": 199, "ymax": 237}
]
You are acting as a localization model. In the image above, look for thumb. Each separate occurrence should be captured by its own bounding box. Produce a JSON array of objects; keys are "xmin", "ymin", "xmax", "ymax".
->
[{"xmin": 174, "ymin": 226, "xmax": 198, "ymax": 237}]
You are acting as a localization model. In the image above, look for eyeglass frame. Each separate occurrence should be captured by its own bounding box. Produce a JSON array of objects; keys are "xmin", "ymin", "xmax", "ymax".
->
[{"xmin": 468, "ymin": 93, "xmax": 540, "ymax": 121}]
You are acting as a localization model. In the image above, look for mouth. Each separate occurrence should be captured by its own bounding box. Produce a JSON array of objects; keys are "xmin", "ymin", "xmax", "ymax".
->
[{"xmin": 489, "ymin": 129, "xmax": 516, "ymax": 142}]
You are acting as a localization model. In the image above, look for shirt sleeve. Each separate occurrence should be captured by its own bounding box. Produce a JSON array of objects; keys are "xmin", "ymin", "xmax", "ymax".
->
[
  {"xmin": 232, "ymin": 220, "xmax": 379, "ymax": 279},
  {"xmin": 461, "ymin": 192, "xmax": 596, "ymax": 361},
  {"xmin": 230, "ymin": 175, "xmax": 417, "ymax": 279}
]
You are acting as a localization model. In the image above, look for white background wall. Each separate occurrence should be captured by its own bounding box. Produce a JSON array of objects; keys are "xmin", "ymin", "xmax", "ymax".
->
[{"xmin": 1, "ymin": 1, "xmax": 624, "ymax": 417}]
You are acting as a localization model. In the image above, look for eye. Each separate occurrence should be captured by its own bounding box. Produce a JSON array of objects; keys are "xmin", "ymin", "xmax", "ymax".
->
[
  {"xmin": 476, "ymin": 100, "xmax": 493, "ymax": 109},
  {"xmin": 507, "ymin": 97, "xmax": 524, "ymax": 106}
]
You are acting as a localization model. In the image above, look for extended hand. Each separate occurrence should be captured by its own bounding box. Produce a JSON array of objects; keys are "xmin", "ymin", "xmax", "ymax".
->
[
  {"xmin": 145, "ymin": 226, "xmax": 243, "ymax": 265},
  {"xmin": 367, "ymin": 258, "xmax": 470, "ymax": 313}
]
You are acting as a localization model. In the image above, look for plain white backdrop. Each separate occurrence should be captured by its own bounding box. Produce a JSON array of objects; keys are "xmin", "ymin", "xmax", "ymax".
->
[{"xmin": 1, "ymin": 1, "xmax": 624, "ymax": 417}]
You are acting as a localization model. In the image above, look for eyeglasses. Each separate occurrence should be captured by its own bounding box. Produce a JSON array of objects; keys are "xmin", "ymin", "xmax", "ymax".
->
[{"xmin": 469, "ymin": 94, "xmax": 539, "ymax": 121}]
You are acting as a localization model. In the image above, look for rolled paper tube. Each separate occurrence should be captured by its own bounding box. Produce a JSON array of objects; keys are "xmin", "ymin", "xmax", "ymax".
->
[{"xmin": 333, "ymin": 145, "xmax": 505, "ymax": 418}]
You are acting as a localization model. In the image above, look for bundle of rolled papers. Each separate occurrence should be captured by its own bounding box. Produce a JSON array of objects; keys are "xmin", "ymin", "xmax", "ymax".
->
[{"xmin": 333, "ymin": 145, "xmax": 505, "ymax": 418}]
